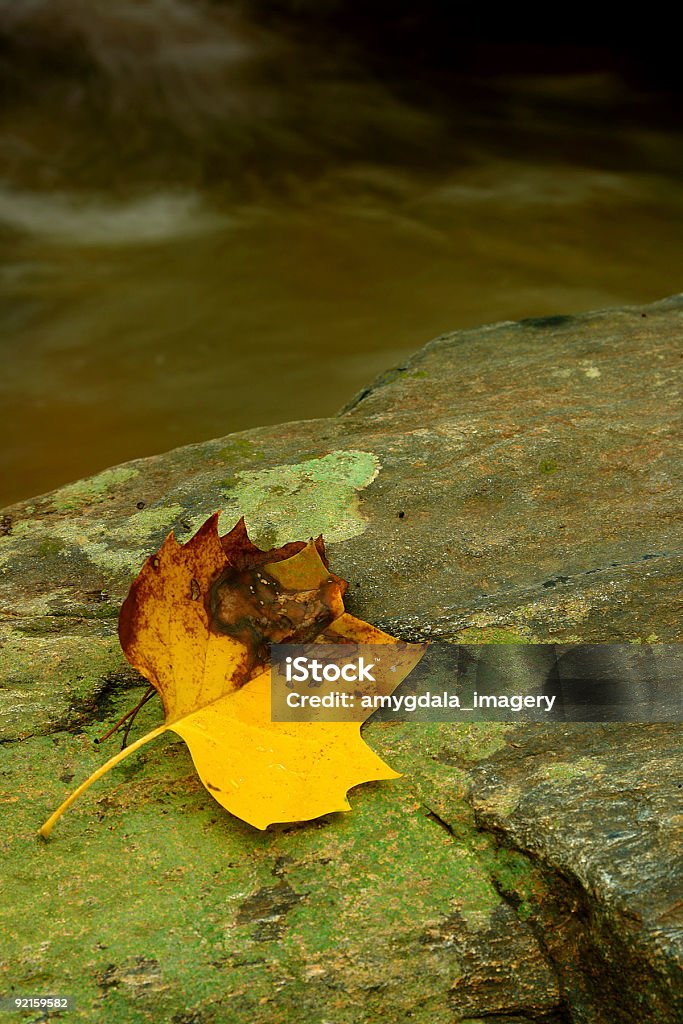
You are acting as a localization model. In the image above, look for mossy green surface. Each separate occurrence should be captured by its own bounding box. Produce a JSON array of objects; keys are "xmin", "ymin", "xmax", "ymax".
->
[
  {"xmin": 0, "ymin": 630, "xmax": 133, "ymax": 742},
  {"xmin": 1, "ymin": 700, "xmax": 553, "ymax": 1024}
]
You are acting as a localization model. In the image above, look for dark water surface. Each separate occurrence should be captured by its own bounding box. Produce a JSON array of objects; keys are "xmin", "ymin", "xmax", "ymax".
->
[{"xmin": 1, "ymin": 2, "xmax": 682, "ymax": 508}]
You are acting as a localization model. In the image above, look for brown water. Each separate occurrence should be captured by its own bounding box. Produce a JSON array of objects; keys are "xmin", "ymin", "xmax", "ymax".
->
[{"xmin": 2, "ymin": 4, "xmax": 682, "ymax": 508}]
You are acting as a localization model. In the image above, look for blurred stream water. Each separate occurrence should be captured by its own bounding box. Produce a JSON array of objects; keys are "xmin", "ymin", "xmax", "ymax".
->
[{"xmin": 1, "ymin": 1, "xmax": 682, "ymax": 507}]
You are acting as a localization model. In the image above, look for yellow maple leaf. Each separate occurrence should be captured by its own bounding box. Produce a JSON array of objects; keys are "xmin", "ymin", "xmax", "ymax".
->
[{"xmin": 39, "ymin": 515, "xmax": 423, "ymax": 837}]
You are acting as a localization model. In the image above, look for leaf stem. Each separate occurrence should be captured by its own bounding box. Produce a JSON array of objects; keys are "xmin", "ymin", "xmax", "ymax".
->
[
  {"xmin": 38, "ymin": 723, "xmax": 168, "ymax": 840},
  {"xmin": 94, "ymin": 684, "xmax": 156, "ymax": 745},
  {"xmin": 120, "ymin": 686, "xmax": 157, "ymax": 750}
]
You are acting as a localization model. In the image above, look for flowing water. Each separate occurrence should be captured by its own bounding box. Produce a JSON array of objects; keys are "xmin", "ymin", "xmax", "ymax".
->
[{"xmin": 1, "ymin": 2, "xmax": 682, "ymax": 508}]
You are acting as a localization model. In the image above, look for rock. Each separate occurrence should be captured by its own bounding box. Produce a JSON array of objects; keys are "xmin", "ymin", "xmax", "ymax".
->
[
  {"xmin": 388, "ymin": 720, "xmax": 683, "ymax": 1023},
  {"xmin": 0, "ymin": 296, "xmax": 681, "ymax": 1022}
]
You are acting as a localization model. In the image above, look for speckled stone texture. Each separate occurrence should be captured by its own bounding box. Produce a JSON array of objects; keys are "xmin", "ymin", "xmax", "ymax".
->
[{"xmin": 1, "ymin": 295, "xmax": 681, "ymax": 1022}]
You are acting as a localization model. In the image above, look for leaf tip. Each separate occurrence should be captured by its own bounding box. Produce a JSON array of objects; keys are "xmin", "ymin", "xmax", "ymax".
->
[{"xmin": 201, "ymin": 510, "xmax": 223, "ymax": 537}]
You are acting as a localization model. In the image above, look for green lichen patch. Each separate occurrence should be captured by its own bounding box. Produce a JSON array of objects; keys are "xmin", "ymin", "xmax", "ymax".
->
[
  {"xmin": 534, "ymin": 757, "xmax": 604, "ymax": 786},
  {"xmin": 478, "ymin": 784, "xmax": 523, "ymax": 818},
  {"xmin": 31, "ymin": 503, "xmax": 186, "ymax": 575},
  {"xmin": 7, "ymin": 519, "xmax": 37, "ymax": 537},
  {"xmin": 366, "ymin": 721, "xmax": 511, "ymax": 773},
  {"xmin": 217, "ymin": 450, "xmax": 381, "ymax": 547},
  {"xmin": 480, "ymin": 847, "xmax": 539, "ymax": 923},
  {"xmin": 1, "ymin": 584, "xmax": 77, "ymax": 618},
  {"xmin": 450, "ymin": 627, "xmax": 533, "ymax": 644},
  {"xmin": 51, "ymin": 467, "xmax": 139, "ymax": 513},
  {"xmin": 436, "ymin": 723, "xmax": 511, "ymax": 764},
  {"xmin": 0, "ymin": 630, "xmax": 133, "ymax": 742},
  {"xmin": 36, "ymin": 538, "xmax": 68, "ymax": 557},
  {"xmin": 216, "ymin": 438, "xmax": 263, "ymax": 461}
]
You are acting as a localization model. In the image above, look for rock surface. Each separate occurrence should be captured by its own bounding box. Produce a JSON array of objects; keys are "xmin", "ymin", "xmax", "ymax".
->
[{"xmin": 1, "ymin": 296, "xmax": 681, "ymax": 1022}]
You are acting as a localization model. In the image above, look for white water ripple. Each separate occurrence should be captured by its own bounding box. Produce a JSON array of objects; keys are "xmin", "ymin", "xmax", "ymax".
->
[{"xmin": 0, "ymin": 185, "xmax": 228, "ymax": 246}]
